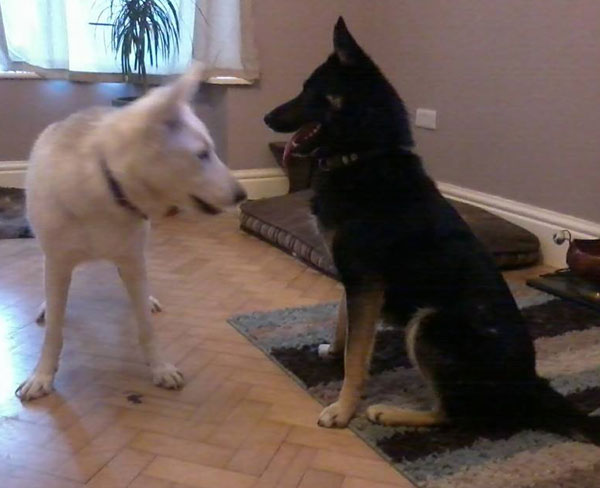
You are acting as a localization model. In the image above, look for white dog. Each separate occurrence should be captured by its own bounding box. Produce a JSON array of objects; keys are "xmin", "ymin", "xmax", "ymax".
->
[{"xmin": 16, "ymin": 64, "xmax": 246, "ymax": 401}]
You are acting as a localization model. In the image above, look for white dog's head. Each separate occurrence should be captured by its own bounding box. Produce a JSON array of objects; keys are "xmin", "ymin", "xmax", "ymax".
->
[{"xmin": 104, "ymin": 63, "xmax": 246, "ymax": 217}]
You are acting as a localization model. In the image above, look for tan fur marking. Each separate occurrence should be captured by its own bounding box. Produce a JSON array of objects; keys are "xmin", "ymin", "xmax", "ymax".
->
[
  {"xmin": 314, "ymin": 216, "xmax": 336, "ymax": 259},
  {"xmin": 326, "ymin": 95, "xmax": 344, "ymax": 110},
  {"xmin": 331, "ymin": 292, "xmax": 347, "ymax": 354},
  {"xmin": 404, "ymin": 307, "xmax": 444, "ymax": 415},
  {"xmin": 405, "ymin": 307, "xmax": 436, "ymax": 374},
  {"xmin": 367, "ymin": 404, "xmax": 445, "ymax": 427},
  {"xmin": 318, "ymin": 288, "xmax": 384, "ymax": 428}
]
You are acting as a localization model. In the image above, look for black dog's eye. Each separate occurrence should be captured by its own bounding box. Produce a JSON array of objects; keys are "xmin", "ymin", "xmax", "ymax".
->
[
  {"xmin": 326, "ymin": 95, "xmax": 343, "ymax": 110},
  {"xmin": 197, "ymin": 150, "xmax": 210, "ymax": 160}
]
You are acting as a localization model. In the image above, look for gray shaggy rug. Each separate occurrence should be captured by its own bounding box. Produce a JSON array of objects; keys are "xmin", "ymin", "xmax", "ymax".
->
[
  {"xmin": 228, "ymin": 285, "xmax": 600, "ymax": 488},
  {"xmin": 0, "ymin": 188, "xmax": 32, "ymax": 239}
]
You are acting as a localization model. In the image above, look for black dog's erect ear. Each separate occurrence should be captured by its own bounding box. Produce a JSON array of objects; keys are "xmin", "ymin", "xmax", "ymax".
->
[{"xmin": 333, "ymin": 17, "xmax": 366, "ymax": 65}]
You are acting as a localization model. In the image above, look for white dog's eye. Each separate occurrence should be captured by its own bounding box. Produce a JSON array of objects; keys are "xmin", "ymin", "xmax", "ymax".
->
[{"xmin": 197, "ymin": 150, "xmax": 210, "ymax": 161}]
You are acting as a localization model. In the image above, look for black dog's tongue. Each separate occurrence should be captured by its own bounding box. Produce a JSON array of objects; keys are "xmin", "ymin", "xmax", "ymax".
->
[{"xmin": 282, "ymin": 122, "xmax": 321, "ymax": 167}]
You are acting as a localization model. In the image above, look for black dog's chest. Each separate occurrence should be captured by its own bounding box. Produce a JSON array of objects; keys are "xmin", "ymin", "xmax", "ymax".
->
[
  {"xmin": 310, "ymin": 173, "xmax": 361, "ymax": 229},
  {"xmin": 310, "ymin": 170, "xmax": 509, "ymax": 305}
]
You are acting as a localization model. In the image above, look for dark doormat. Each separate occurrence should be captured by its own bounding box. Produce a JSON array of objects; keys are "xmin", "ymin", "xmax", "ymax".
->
[
  {"xmin": 527, "ymin": 270, "xmax": 600, "ymax": 312},
  {"xmin": 0, "ymin": 187, "xmax": 33, "ymax": 239}
]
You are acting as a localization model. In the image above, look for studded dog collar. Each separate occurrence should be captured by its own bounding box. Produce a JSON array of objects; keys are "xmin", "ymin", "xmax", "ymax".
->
[
  {"xmin": 318, "ymin": 146, "xmax": 413, "ymax": 171},
  {"xmin": 99, "ymin": 158, "xmax": 148, "ymax": 220}
]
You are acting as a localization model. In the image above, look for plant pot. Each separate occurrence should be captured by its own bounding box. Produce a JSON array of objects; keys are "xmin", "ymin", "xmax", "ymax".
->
[
  {"xmin": 567, "ymin": 238, "xmax": 600, "ymax": 283},
  {"xmin": 111, "ymin": 96, "xmax": 139, "ymax": 107}
]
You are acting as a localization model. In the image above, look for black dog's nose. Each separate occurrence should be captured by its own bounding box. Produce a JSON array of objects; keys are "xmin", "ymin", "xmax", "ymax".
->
[
  {"xmin": 263, "ymin": 112, "xmax": 273, "ymax": 127},
  {"xmin": 234, "ymin": 187, "xmax": 248, "ymax": 204}
]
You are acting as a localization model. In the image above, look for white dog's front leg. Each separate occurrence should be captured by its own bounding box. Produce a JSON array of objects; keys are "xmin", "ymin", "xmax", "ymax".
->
[
  {"xmin": 17, "ymin": 258, "xmax": 73, "ymax": 401},
  {"xmin": 36, "ymin": 294, "xmax": 161, "ymax": 324},
  {"xmin": 118, "ymin": 257, "xmax": 183, "ymax": 390}
]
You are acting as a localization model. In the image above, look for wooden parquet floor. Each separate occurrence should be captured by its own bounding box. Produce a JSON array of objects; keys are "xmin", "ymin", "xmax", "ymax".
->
[{"xmin": 0, "ymin": 213, "xmax": 416, "ymax": 488}]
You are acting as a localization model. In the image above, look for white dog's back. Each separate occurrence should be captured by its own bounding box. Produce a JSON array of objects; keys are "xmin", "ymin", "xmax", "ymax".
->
[
  {"xmin": 27, "ymin": 65, "xmax": 245, "ymax": 262},
  {"xmin": 27, "ymin": 106, "xmax": 140, "ymax": 261}
]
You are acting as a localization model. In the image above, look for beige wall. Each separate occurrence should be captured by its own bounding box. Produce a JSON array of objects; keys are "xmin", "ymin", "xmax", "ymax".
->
[
  {"xmin": 1, "ymin": 1, "xmax": 599, "ymax": 222},
  {"xmin": 0, "ymin": 80, "xmax": 130, "ymax": 161},
  {"xmin": 359, "ymin": 1, "xmax": 600, "ymax": 222},
  {"xmin": 0, "ymin": 79, "xmax": 226, "ymax": 161},
  {"xmin": 224, "ymin": 0, "xmax": 600, "ymax": 221}
]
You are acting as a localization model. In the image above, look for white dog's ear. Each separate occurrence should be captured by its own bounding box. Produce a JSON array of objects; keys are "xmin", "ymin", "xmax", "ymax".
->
[
  {"xmin": 165, "ymin": 62, "xmax": 205, "ymax": 105},
  {"xmin": 140, "ymin": 62, "xmax": 204, "ymax": 120}
]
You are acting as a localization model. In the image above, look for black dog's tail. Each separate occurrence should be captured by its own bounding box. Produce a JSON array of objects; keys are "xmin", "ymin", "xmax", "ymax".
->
[{"xmin": 532, "ymin": 379, "xmax": 600, "ymax": 446}]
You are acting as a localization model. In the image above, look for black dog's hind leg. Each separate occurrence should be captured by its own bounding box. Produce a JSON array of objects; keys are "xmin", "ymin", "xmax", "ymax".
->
[
  {"xmin": 318, "ymin": 286, "xmax": 384, "ymax": 428},
  {"xmin": 367, "ymin": 307, "xmax": 446, "ymax": 427},
  {"xmin": 319, "ymin": 292, "xmax": 347, "ymax": 358}
]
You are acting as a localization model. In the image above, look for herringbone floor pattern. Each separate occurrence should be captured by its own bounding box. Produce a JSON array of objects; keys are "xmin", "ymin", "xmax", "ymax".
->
[{"xmin": 0, "ymin": 213, "xmax": 415, "ymax": 488}]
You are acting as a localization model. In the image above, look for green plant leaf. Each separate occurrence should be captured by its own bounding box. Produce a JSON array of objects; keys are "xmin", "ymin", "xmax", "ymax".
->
[{"xmin": 94, "ymin": 0, "xmax": 184, "ymax": 84}]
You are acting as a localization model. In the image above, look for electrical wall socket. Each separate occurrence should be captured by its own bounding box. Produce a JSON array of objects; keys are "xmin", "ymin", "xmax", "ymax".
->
[{"xmin": 415, "ymin": 108, "xmax": 437, "ymax": 130}]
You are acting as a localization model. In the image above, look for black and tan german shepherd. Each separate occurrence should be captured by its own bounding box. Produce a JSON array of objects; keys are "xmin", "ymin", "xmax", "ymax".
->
[{"xmin": 264, "ymin": 17, "xmax": 600, "ymax": 442}]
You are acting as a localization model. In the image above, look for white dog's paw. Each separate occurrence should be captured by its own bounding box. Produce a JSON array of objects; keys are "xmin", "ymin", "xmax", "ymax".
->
[
  {"xmin": 317, "ymin": 401, "xmax": 355, "ymax": 428},
  {"xmin": 152, "ymin": 363, "xmax": 184, "ymax": 390},
  {"xmin": 35, "ymin": 302, "xmax": 46, "ymax": 325},
  {"xmin": 317, "ymin": 343, "xmax": 342, "ymax": 359},
  {"xmin": 15, "ymin": 372, "xmax": 55, "ymax": 401},
  {"xmin": 149, "ymin": 296, "xmax": 163, "ymax": 313}
]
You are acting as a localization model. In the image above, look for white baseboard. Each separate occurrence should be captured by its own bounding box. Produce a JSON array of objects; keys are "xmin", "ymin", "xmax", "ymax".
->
[
  {"xmin": 232, "ymin": 167, "xmax": 288, "ymax": 199},
  {"xmin": 438, "ymin": 182, "xmax": 600, "ymax": 268},
  {"xmin": 0, "ymin": 161, "xmax": 289, "ymax": 199},
  {"xmin": 0, "ymin": 161, "xmax": 27, "ymax": 189},
  {"xmin": 4, "ymin": 161, "xmax": 596, "ymax": 267}
]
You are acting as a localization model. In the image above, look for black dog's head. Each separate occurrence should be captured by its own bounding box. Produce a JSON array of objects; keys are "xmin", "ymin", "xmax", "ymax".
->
[{"xmin": 264, "ymin": 17, "xmax": 413, "ymax": 165}]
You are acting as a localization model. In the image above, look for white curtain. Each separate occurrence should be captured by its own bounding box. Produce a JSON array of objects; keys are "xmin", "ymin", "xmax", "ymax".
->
[
  {"xmin": 0, "ymin": 6, "xmax": 9, "ymax": 70},
  {"xmin": 0, "ymin": 0, "xmax": 258, "ymax": 82},
  {"xmin": 193, "ymin": 0, "xmax": 258, "ymax": 82}
]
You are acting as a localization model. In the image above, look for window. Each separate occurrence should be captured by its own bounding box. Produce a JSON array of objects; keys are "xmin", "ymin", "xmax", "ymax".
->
[
  {"xmin": 0, "ymin": 0, "xmax": 258, "ymax": 82},
  {"xmin": 1, "ymin": 0, "xmax": 194, "ymax": 75}
]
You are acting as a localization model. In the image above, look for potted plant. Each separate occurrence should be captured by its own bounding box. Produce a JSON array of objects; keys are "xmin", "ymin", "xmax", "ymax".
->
[{"xmin": 91, "ymin": 0, "xmax": 182, "ymax": 105}]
